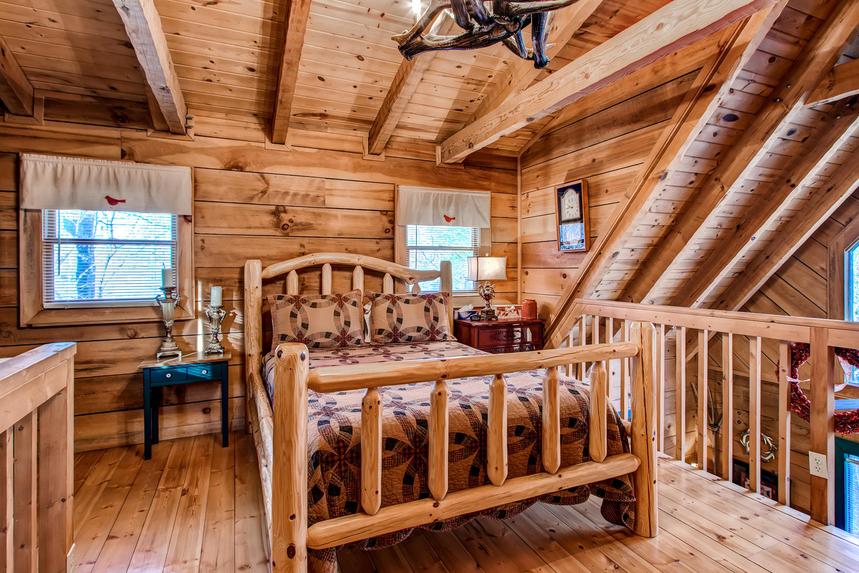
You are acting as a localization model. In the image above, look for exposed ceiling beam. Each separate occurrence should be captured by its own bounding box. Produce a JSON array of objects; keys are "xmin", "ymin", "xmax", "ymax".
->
[
  {"xmin": 271, "ymin": 0, "xmax": 312, "ymax": 144},
  {"xmin": 113, "ymin": 0, "xmax": 187, "ymax": 134},
  {"xmin": 367, "ymin": 18, "xmax": 458, "ymax": 156},
  {"xmin": 616, "ymin": 0, "xmax": 859, "ymax": 304},
  {"xmin": 807, "ymin": 58, "xmax": 859, "ymax": 106},
  {"xmin": 671, "ymin": 106, "xmax": 859, "ymax": 307},
  {"xmin": 438, "ymin": 0, "xmax": 776, "ymax": 164},
  {"xmin": 543, "ymin": 5, "xmax": 784, "ymax": 349},
  {"xmin": 0, "ymin": 36, "xmax": 34, "ymax": 116},
  {"xmin": 711, "ymin": 157, "xmax": 859, "ymax": 312}
]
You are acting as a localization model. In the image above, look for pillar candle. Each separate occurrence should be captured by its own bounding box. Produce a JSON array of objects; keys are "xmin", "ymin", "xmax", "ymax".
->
[
  {"xmin": 211, "ymin": 286, "xmax": 223, "ymax": 307},
  {"xmin": 162, "ymin": 268, "xmax": 174, "ymax": 288}
]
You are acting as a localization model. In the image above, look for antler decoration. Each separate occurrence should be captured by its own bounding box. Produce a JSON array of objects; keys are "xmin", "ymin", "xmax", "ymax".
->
[{"xmin": 394, "ymin": 0, "xmax": 581, "ymax": 68}]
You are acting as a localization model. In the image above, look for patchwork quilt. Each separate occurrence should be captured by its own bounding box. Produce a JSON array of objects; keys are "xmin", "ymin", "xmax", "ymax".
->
[{"xmin": 263, "ymin": 341, "xmax": 635, "ymax": 571}]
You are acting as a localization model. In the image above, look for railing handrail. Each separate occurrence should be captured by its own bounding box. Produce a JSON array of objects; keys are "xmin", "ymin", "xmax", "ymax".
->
[
  {"xmin": 305, "ymin": 342, "xmax": 639, "ymax": 393},
  {"xmin": 573, "ymin": 299, "xmax": 859, "ymax": 345},
  {"xmin": 0, "ymin": 342, "xmax": 76, "ymax": 431}
]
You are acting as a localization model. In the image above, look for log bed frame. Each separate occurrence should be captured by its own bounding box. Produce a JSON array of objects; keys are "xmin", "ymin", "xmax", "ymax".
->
[{"xmin": 243, "ymin": 253, "xmax": 657, "ymax": 572}]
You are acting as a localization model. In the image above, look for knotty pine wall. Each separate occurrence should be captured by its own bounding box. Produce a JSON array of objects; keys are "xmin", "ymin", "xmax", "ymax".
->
[{"xmin": 0, "ymin": 121, "xmax": 517, "ymax": 451}]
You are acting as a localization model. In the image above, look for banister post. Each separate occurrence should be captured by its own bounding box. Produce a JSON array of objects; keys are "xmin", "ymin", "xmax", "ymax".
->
[
  {"xmin": 809, "ymin": 327, "xmax": 835, "ymax": 525},
  {"xmin": 272, "ymin": 343, "xmax": 310, "ymax": 572},
  {"xmin": 630, "ymin": 322, "xmax": 657, "ymax": 537}
]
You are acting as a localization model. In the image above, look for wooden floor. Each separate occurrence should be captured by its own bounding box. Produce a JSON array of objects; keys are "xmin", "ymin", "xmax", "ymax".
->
[{"xmin": 73, "ymin": 432, "xmax": 859, "ymax": 573}]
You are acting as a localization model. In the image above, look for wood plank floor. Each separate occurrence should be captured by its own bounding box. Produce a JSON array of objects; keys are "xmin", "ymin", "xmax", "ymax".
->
[{"xmin": 73, "ymin": 432, "xmax": 859, "ymax": 572}]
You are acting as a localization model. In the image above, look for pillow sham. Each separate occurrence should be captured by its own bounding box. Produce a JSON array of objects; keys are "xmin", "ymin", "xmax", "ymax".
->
[
  {"xmin": 367, "ymin": 292, "xmax": 453, "ymax": 344},
  {"xmin": 267, "ymin": 290, "xmax": 364, "ymax": 350}
]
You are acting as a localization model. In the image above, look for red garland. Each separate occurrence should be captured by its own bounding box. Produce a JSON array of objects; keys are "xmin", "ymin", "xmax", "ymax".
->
[{"xmin": 788, "ymin": 342, "xmax": 859, "ymax": 434}]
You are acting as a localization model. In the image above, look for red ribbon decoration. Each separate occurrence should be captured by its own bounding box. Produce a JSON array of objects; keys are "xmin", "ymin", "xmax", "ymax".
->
[{"xmin": 788, "ymin": 342, "xmax": 859, "ymax": 434}]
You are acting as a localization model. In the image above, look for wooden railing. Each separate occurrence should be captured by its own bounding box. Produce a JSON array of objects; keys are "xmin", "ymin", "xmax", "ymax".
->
[
  {"xmin": 0, "ymin": 342, "xmax": 76, "ymax": 572},
  {"xmin": 267, "ymin": 329, "xmax": 656, "ymax": 571},
  {"xmin": 562, "ymin": 299, "xmax": 859, "ymax": 526}
]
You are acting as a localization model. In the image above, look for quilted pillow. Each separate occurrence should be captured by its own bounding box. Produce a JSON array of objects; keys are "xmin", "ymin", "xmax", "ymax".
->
[
  {"xmin": 267, "ymin": 290, "xmax": 364, "ymax": 350},
  {"xmin": 367, "ymin": 292, "xmax": 453, "ymax": 344}
]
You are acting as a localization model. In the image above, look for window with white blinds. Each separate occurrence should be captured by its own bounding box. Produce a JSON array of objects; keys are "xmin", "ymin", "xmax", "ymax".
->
[
  {"xmin": 406, "ymin": 224, "xmax": 479, "ymax": 292},
  {"xmin": 41, "ymin": 209, "xmax": 178, "ymax": 308}
]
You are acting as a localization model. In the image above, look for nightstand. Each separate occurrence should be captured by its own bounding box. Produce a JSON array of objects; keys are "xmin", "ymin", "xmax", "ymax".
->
[
  {"xmin": 138, "ymin": 352, "xmax": 231, "ymax": 460},
  {"xmin": 454, "ymin": 318, "xmax": 544, "ymax": 353}
]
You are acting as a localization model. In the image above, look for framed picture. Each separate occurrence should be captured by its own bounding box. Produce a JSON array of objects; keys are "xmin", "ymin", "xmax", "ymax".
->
[{"xmin": 555, "ymin": 179, "xmax": 590, "ymax": 253}]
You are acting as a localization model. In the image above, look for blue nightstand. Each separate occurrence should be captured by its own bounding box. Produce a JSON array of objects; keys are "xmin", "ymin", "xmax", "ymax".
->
[{"xmin": 139, "ymin": 352, "xmax": 231, "ymax": 460}]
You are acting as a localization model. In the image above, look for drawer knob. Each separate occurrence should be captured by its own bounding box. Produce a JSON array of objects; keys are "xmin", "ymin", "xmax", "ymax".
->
[
  {"xmin": 201, "ymin": 369, "xmax": 208, "ymax": 375},
  {"xmin": 165, "ymin": 372, "xmax": 172, "ymax": 379}
]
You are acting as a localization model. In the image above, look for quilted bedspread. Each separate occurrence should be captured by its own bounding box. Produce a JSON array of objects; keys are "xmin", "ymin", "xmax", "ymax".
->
[{"xmin": 263, "ymin": 341, "xmax": 635, "ymax": 571}]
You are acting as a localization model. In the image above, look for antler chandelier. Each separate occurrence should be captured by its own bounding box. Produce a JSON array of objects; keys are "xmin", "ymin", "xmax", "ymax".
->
[{"xmin": 394, "ymin": 0, "xmax": 580, "ymax": 69}]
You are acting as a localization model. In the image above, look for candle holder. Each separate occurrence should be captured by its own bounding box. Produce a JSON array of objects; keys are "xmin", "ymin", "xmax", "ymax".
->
[
  {"xmin": 205, "ymin": 304, "xmax": 227, "ymax": 355},
  {"xmin": 156, "ymin": 286, "xmax": 182, "ymax": 360}
]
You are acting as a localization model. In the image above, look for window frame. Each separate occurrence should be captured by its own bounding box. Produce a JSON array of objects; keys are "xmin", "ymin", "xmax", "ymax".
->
[
  {"xmin": 835, "ymin": 436, "xmax": 859, "ymax": 533},
  {"xmin": 19, "ymin": 209, "xmax": 195, "ymax": 327},
  {"xmin": 830, "ymin": 218, "xmax": 859, "ymax": 392}
]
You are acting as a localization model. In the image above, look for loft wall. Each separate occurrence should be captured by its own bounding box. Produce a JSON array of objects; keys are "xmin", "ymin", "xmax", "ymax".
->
[{"xmin": 0, "ymin": 122, "xmax": 517, "ymax": 451}]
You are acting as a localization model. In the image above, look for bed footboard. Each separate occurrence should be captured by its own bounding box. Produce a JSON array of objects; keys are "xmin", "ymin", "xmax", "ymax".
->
[{"xmin": 267, "ymin": 325, "xmax": 657, "ymax": 572}]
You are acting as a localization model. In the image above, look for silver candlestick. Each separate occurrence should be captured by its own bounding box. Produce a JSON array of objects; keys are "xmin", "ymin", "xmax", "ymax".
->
[
  {"xmin": 156, "ymin": 286, "xmax": 182, "ymax": 360},
  {"xmin": 205, "ymin": 304, "xmax": 227, "ymax": 355}
]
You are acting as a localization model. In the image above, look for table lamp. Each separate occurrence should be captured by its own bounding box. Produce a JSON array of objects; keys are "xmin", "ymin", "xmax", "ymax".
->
[{"xmin": 467, "ymin": 256, "xmax": 507, "ymax": 320}]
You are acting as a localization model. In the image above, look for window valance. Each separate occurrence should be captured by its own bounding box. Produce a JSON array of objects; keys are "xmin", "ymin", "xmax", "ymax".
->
[
  {"xmin": 397, "ymin": 187, "xmax": 490, "ymax": 228},
  {"xmin": 20, "ymin": 153, "xmax": 193, "ymax": 215}
]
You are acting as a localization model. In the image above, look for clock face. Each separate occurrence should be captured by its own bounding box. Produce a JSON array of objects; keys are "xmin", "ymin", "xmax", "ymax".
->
[{"xmin": 561, "ymin": 189, "xmax": 581, "ymax": 221}]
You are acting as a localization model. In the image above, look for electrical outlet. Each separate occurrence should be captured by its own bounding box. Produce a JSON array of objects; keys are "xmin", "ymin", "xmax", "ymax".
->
[{"xmin": 809, "ymin": 451, "xmax": 828, "ymax": 479}]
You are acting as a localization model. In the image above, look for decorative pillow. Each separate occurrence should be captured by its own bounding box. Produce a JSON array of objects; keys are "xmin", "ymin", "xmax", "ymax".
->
[
  {"xmin": 267, "ymin": 290, "xmax": 364, "ymax": 350},
  {"xmin": 367, "ymin": 292, "xmax": 453, "ymax": 344}
]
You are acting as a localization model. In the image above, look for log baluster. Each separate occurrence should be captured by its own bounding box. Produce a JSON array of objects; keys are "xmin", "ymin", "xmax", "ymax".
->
[
  {"xmin": 809, "ymin": 327, "xmax": 835, "ymax": 525},
  {"xmin": 630, "ymin": 322, "xmax": 657, "ymax": 537},
  {"xmin": 656, "ymin": 324, "xmax": 666, "ymax": 453},
  {"xmin": 321, "ymin": 263, "xmax": 332, "ymax": 295},
  {"xmin": 697, "ymin": 330, "xmax": 709, "ymax": 473},
  {"xmin": 579, "ymin": 314, "xmax": 589, "ymax": 379},
  {"xmin": 621, "ymin": 320, "xmax": 630, "ymax": 420},
  {"xmin": 487, "ymin": 374, "xmax": 508, "ymax": 486},
  {"xmin": 383, "ymin": 273, "xmax": 394, "ymax": 294},
  {"xmin": 352, "ymin": 266, "xmax": 365, "ymax": 298},
  {"xmin": 777, "ymin": 341, "xmax": 791, "ymax": 506},
  {"xmin": 286, "ymin": 270, "xmax": 299, "ymax": 295},
  {"xmin": 542, "ymin": 366, "xmax": 561, "ymax": 474},
  {"xmin": 589, "ymin": 363, "xmax": 608, "ymax": 463},
  {"xmin": 429, "ymin": 380, "xmax": 449, "ymax": 501},
  {"xmin": 674, "ymin": 326, "xmax": 687, "ymax": 462},
  {"xmin": 361, "ymin": 388, "xmax": 382, "ymax": 515},
  {"xmin": 749, "ymin": 335, "xmax": 762, "ymax": 492}
]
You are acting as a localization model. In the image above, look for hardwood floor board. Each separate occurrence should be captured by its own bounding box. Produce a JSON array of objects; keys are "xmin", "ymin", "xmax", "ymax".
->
[{"xmin": 73, "ymin": 436, "xmax": 859, "ymax": 573}]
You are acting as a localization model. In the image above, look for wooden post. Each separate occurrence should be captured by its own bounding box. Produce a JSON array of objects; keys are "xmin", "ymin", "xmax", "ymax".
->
[
  {"xmin": 429, "ymin": 380, "xmax": 449, "ymax": 501},
  {"xmin": 352, "ymin": 266, "xmax": 365, "ymax": 298},
  {"xmin": 674, "ymin": 326, "xmax": 687, "ymax": 462},
  {"xmin": 244, "ymin": 260, "xmax": 264, "ymax": 433},
  {"xmin": 383, "ymin": 273, "xmax": 394, "ymax": 294},
  {"xmin": 321, "ymin": 263, "xmax": 332, "ymax": 295},
  {"xmin": 721, "ymin": 333, "xmax": 734, "ymax": 482},
  {"xmin": 621, "ymin": 320, "xmax": 630, "ymax": 420},
  {"xmin": 630, "ymin": 322, "xmax": 657, "ymax": 538},
  {"xmin": 777, "ymin": 341, "xmax": 791, "ymax": 507},
  {"xmin": 1, "ymin": 430, "xmax": 12, "ymax": 573},
  {"xmin": 656, "ymin": 324, "xmax": 665, "ymax": 453},
  {"xmin": 487, "ymin": 374, "xmax": 508, "ymax": 486},
  {"xmin": 749, "ymin": 336, "xmax": 762, "ymax": 492},
  {"xmin": 542, "ymin": 366, "xmax": 561, "ymax": 474},
  {"xmin": 361, "ymin": 388, "xmax": 382, "ymax": 515},
  {"xmin": 287, "ymin": 270, "xmax": 299, "ymax": 295},
  {"xmin": 589, "ymin": 363, "xmax": 608, "ymax": 463},
  {"xmin": 272, "ymin": 343, "xmax": 310, "ymax": 573},
  {"xmin": 697, "ymin": 330, "xmax": 709, "ymax": 473},
  {"xmin": 809, "ymin": 327, "xmax": 835, "ymax": 525}
]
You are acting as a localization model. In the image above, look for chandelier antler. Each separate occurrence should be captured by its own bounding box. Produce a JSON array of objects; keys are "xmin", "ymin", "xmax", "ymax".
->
[{"xmin": 394, "ymin": 0, "xmax": 580, "ymax": 68}]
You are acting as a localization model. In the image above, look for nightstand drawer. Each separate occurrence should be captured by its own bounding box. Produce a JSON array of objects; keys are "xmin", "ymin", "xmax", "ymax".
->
[
  {"xmin": 478, "ymin": 326, "xmax": 525, "ymax": 347},
  {"xmin": 150, "ymin": 368, "xmax": 187, "ymax": 384},
  {"xmin": 187, "ymin": 364, "xmax": 217, "ymax": 380}
]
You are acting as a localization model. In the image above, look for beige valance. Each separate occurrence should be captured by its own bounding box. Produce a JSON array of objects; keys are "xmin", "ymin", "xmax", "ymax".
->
[
  {"xmin": 397, "ymin": 186, "xmax": 490, "ymax": 228},
  {"xmin": 20, "ymin": 153, "xmax": 193, "ymax": 215}
]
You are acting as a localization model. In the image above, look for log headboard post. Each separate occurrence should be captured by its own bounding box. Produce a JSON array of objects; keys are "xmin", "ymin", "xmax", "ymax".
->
[
  {"xmin": 244, "ymin": 259, "xmax": 263, "ymax": 429},
  {"xmin": 440, "ymin": 260, "xmax": 453, "ymax": 327}
]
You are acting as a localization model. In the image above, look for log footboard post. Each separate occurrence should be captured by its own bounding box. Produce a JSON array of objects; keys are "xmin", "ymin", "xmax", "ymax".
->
[
  {"xmin": 244, "ymin": 260, "xmax": 263, "ymax": 435},
  {"xmin": 272, "ymin": 343, "xmax": 310, "ymax": 573},
  {"xmin": 630, "ymin": 322, "xmax": 657, "ymax": 538}
]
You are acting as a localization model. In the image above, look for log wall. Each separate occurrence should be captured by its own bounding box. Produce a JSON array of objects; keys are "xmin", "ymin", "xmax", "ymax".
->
[{"xmin": 0, "ymin": 121, "xmax": 517, "ymax": 451}]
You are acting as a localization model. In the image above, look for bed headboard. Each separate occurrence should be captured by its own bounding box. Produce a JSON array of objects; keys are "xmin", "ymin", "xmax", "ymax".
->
[{"xmin": 243, "ymin": 253, "xmax": 454, "ymax": 391}]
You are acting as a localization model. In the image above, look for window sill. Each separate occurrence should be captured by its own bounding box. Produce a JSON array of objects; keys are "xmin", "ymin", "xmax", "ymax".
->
[{"xmin": 20, "ymin": 300, "xmax": 195, "ymax": 327}]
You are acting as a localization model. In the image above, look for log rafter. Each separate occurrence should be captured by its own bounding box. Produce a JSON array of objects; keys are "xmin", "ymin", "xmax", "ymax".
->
[
  {"xmin": 271, "ymin": 0, "xmax": 313, "ymax": 145},
  {"xmin": 0, "ymin": 35, "xmax": 34, "ymax": 117},
  {"xmin": 438, "ymin": 0, "xmax": 776, "ymax": 164},
  {"xmin": 112, "ymin": 0, "xmax": 188, "ymax": 135},
  {"xmin": 543, "ymin": 3, "xmax": 785, "ymax": 349},
  {"xmin": 672, "ymin": 105, "xmax": 859, "ymax": 308},
  {"xmin": 616, "ymin": 0, "xmax": 859, "ymax": 305},
  {"xmin": 808, "ymin": 58, "xmax": 859, "ymax": 107}
]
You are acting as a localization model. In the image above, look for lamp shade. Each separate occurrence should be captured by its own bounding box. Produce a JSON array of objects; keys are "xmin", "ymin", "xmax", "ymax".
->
[{"xmin": 467, "ymin": 256, "xmax": 507, "ymax": 281}]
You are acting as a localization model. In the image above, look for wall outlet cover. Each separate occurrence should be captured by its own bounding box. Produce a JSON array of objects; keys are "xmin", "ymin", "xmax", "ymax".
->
[{"xmin": 808, "ymin": 451, "xmax": 828, "ymax": 479}]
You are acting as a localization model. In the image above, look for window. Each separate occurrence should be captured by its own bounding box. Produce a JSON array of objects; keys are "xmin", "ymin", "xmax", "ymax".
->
[
  {"xmin": 406, "ymin": 224, "xmax": 479, "ymax": 292},
  {"xmin": 844, "ymin": 241, "xmax": 859, "ymax": 384},
  {"xmin": 42, "ymin": 209, "xmax": 178, "ymax": 308},
  {"xmin": 836, "ymin": 437, "xmax": 859, "ymax": 534}
]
